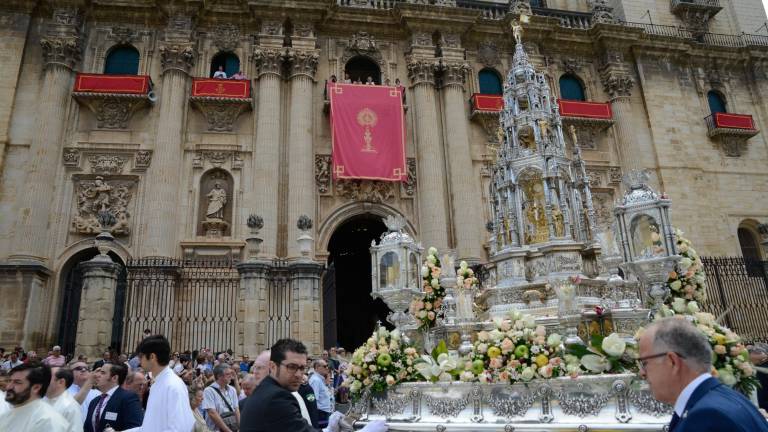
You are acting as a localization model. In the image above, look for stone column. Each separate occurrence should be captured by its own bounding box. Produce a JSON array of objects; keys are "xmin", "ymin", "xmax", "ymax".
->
[
  {"xmin": 599, "ymin": 50, "xmax": 639, "ymax": 172},
  {"xmin": 441, "ymin": 61, "xmax": 484, "ymax": 263},
  {"xmin": 74, "ymin": 258, "xmax": 121, "ymax": 360},
  {"xmin": 237, "ymin": 260, "xmax": 272, "ymax": 356},
  {"xmin": 288, "ymin": 261, "xmax": 323, "ymax": 354},
  {"xmin": 9, "ymin": 8, "xmax": 82, "ymax": 264},
  {"xmin": 141, "ymin": 16, "xmax": 196, "ymax": 257},
  {"xmin": 407, "ymin": 57, "xmax": 450, "ymax": 252},
  {"xmin": 285, "ymin": 48, "xmax": 319, "ymax": 258},
  {"xmin": 251, "ymin": 39, "xmax": 285, "ymax": 258}
]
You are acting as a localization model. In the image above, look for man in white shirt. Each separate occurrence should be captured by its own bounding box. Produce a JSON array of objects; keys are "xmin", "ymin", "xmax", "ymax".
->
[
  {"xmin": 46, "ymin": 367, "xmax": 83, "ymax": 432},
  {"xmin": 123, "ymin": 334, "xmax": 195, "ymax": 432},
  {"xmin": 213, "ymin": 65, "xmax": 227, "ymax": 79},
  {"xmin": 639, "ymin": 317, "xmax": 768, "ymax": 432},
  {"xmin": 2, "ymin": 351, "xmax": 23, "ymax": 370},
  {"xmin": 67, "ymin": 361, "xmax": 101, "ymax": 421},
  {"xmin": 202, "ymin": 363, "xmax": 240, "ymax": 432},
  {"xmin": 0, "ymin": 363, "xmax": 70, "ymax": 432},
  {"xmin": 308, "ymin": 359, "xmax": 334, "ymax": 428}
]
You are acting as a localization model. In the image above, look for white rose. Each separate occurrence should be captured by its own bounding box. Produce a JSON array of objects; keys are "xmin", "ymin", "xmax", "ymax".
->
[
  {"xmin": 460, "ymin": 371, "xmax": 475, "ymax": 382},
  {"xmin": 669, "ymin": 280, "xmax": 682, "ymax": 291},
  {"xmin": 460, "ymin": 260, "xmax": 468, "ymax": 270},
  {"xmin": 523, "ymin": 315, "xmax": 537, "ymax": 329},
  {"xmin": 602, "ymin": 333, "xmax": 627, "ymax": 357},
  {"xmin": 672, "ymin": 297, "xmax": 687, "ymax": 313},
  {"xmin": 520, "ymin": 367, "xmax": 535, "ymax": 381},
  {"xmin": 679, "ymin": 257, "xmax": 693, "ymax": 270},
  {"xmin": 418, "ymin": 310, "xmax": 427, "ymax": 319},
  {"xmin": 678, "ymin": 243, "xmax": 689, "ymax": 253},
  {"xmin": 427, "ymin": 255, "xmax": 437, "ymax": 264},
  {"xmin": 547, "ymin": 334, "xmax": 562, "ymax": 347},
  {"xmin": 431, "ymin": 278, "xmax": 439, "ymax": 288},
  {"xmin": 428, "ymin": 247, "xmax": 438, "ymax": 256},
  {"xmin": 489, "ymin": 329, "xmax": 504, "ymax": 342},
  {"xmin": 687, "ymin": 301, "xmax": 700, "ymax": 314},
  {"xmin": 476, "ymin": 343, "xmax": 489, "ymax": 354},
  {"xmin": 717, "ymin": 369, "xmax": 737, "ymax": 386},
  {"xmin": 390, "ymin": 328, "xmax": 401, "ymax": 340},
  {"xmin": 694, "ymin": 312, "xmax": 715, "ymax": 326},
  {"xmin": 421, "ymin": 266, "xmax": 429, "ymax": 278},
  {"xmin": 385, "ymin": 375, "xmax": 396, "ymax": 386},
  {"xmin": 350, "ymin": 380, "xmax": 362, "ymax": 393}
]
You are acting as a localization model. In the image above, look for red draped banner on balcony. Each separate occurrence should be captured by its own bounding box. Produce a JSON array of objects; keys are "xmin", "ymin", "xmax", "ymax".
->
[
  {"xmin": 74, "ymin": 74, "xmax": 151, "ymax": 94},
  {"xmin": 191, "ymin": 79, "xmax": 251, "ymax": 98},
  {"xmin": 329, "ymin": 83, "xmax": 406, "ymax": 181},
  {"xmin": 558, "ymin": 99, "xmax": 613, "ymax": 120},
  {"xmin": 471, "ymin": 94, "xmax": 504, "ymax": 112},
  {"xmin": 714, "ymin": 112, "xmax": 755, "ymax": 130}
]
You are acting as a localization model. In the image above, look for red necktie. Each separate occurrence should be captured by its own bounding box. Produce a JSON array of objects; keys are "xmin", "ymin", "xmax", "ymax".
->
[{"xmin": 93, "ymin": 393, "xmax": 108, "ymax": 432}]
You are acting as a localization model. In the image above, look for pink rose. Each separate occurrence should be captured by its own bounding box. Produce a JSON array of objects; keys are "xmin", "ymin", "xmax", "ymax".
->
[
  {"xmin": 499, "ymin": 370, "xmax": 511, "ymax": 382},
  {"xmin": 501, "ymin": 338, "xmax": 515, "ymax": 354},
  {"xmin": 489, "ymin": 357, "xmax": 503, "ymax": 369},
  {"xmin": 427, "ymin": 311, "xmax": 436, "ymax": 320},
  {"xmin": 714, "ymin": 345, "xmax": 727, "ymax": 355}
]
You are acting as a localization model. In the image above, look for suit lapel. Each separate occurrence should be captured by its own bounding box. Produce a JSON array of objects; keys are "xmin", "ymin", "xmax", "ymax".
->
[
  {"xmin": 100, "ymin": 388, "xmax": 122, "ymax": 429},
  {"xmin": 682, "ymin": 377, "xmax": 721, "ymax": 415}
]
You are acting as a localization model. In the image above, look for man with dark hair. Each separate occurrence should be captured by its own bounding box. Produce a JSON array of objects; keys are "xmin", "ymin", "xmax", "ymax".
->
[
  {"xmin": 0, "ymin": 363, "xmax": 70, "ymax": 431},
  {"xmin": 47, "ymin": 366, "xmax": 83, "ymax": 431},
  {"xmin": 202, "ymin": 363, "xmax": 240, "ymax": 431},
  {"xmin": 639, "ymin": 317, "xmax": 768, "ymax": 432},
  {"xmin": 122, "ymin": 334, "xmax": 195, "ymax": 431},
  {"xmin": 93, "ymin": 350, "xmax": 112, "ymax": 371},
  {"xmin": 240, "ymin": 339, "xmax": 387, "ymax": 432},
  {"xmin": 84, "ymin": 363, "xmax": 143, "ymax": 432}
]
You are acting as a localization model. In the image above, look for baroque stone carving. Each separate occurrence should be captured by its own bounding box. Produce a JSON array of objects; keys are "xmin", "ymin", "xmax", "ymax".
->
[
  {"xmin": 441, "ymin": 61, "xmax": 470, "ymax": 88},
  {"xmin": 87, "ymin": 96, "xmax": 149, "ymax": 129},
  {"xmin": 41, "ymin": 8, "xmax": 83, "ymax": 69},
  {"xmin": 589, "ymin": 0, "xmax": 616, "ymax": 25},
  {"xmin": 411, "ymin": 31, "xmax": 432, "ymax": 48},
  {"xmin": 160, "ymin": 43, "xmax": 196, "ymax": 73},
  {"xmin": 335, "ymin": 180, "xmax": 395, "ymax": 203},
  {"xmin": 402, "ymin": 158, "xmax": 417, "ymax": 196},
  {"xmin": 509, "ymin": 0, "xmax": 532, "ymax": 15},
  {"xmin": 212, "ymin": 23, "xmax": 240, "ymax": 52},
  {"xmin": 592, "ymin": 192, "xmax": 614, "ymax": 229},
  {"xmin": 261, "ymin": 20, "xmax": 283, "ymax": 36},
  {"xmin": 608, "ymin": 167, "xmax": 622, "ymax": 184},
  {"xmin": 441, "ymin": 33, "xmax": 461, "ymax": 49},
  {"xmin": 406, "ymin": 57, "xmax": 438, "ymax": 86},
  {"xmin": 72, "ymin": 176, "xmax": 135, "ymax": 236},
  {"xmin": 193, "ymin": 151, "xmax": 244, "ymax": 169},
  {"xmin": 253, "ymin": 48, "xmax": 284, "ymax": 77},
  {"xmin": 476, "ymin": 41, "xmax": 501, "ymax": 67},
  {"xmin": 134, "ymin": 150, "xmax": 152, "ymax": 170},
  {"xmin": 342, "ymin": 32, "xmax": 384, "ymax": 67},
  {"xmin": 297, "ymin": 215, "xmax": 313, "ymax": 231},
  {"xmin": 563, "ymin": 57, "xmax": 584, "ymax": 74},
  {"xmin": 294, "ymin": 22, "xmax": 314, "ymax": 38},
  {"xmin": 109, "ymin": 26, "xmax": 137, "ymax": 45},
  {"xmin": 89, "ymin": 155, "xmax": 127, "ymax": 174},
  {"xmin": 190, "ymin": 98, "xmax": 252, "ymax": 132},
  {"xmin": 286, "ymin": 49, "xmax": 319, "ymax": 79},
  {"xmin": 63, "ymin": 148, "xmax": 80, "ymax": 167},
  {"xmin": 585, "ymin": 169, "xmax": 602, "ymax": 188},
  {"xmin": 601, "ymin": 71, "xmax": 634, "ymax": 99},
  {"xmin": 315, "ymin": 154, "xmax": 331, "ymax": 194}
]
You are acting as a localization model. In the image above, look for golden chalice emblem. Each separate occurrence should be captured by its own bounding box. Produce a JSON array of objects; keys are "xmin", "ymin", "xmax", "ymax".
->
[{"xmin": 356, "ymin": 107, "xmax": 378, "ymax": 153}]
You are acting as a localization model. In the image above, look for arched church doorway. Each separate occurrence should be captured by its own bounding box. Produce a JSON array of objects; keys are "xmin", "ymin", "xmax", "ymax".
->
[
  {"xmin": 324, "ymin": 214, "xmax": 390, "ymax": 350},
  {"xmin": 57, "ymin": 250, "xmax": 127, "ymax": 359}
]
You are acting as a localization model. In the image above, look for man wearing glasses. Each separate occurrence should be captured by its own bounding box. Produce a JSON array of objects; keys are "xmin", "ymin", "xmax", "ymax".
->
[
  {"xmin": 638, "ymin": 317, "xmax": 768, "ymax": 432},
  {"xmin": 240, "ymin": 339, "xmax": 386, "ymax": 432}
]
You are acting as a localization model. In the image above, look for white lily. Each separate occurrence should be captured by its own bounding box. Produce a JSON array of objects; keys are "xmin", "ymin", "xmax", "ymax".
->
[
  {"xmin": 414, "ymin": 353, "xmax": 458, "ymax": 381},
  {"xmin": 581, "ymin": 354, "xmax": 612, "ymax": 373}
]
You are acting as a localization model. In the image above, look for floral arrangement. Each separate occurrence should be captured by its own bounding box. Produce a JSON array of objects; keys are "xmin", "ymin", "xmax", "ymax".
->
[
  {"xmin": 469, "ymin": 311, "xmax": 572, "ymax": 383},
  {"xmin": 410, "ymin": 247, "xmax": 444, "ymax": 330},
  {"xmin": 568, "ymin": 332, "xmax": 637, "ymax": 374},
  {"xmin": 666, "ymin": 229, "xmax": 707, "ymax": 304},
  {"xmin": 456, "ymin": 260, "xmax": 478, "ymax": 291},
  {"xmin": 656, "ymin": 303, "xmax": 758, "ymax": 395},
  {"xmin": 414, "ymin": 340, "xmax": 463, "ymax": 382},
  {"xmin": 345, "ymin": 327, "xmax": 421, "ymax": 396}
]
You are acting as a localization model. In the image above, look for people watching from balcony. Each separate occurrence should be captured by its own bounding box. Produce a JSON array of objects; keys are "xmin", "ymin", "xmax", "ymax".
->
[
  {"xmin": 365, "ymin": 76, "xmax": 375, "ymax": 85},
  {"xmin": 343, "ymin": 72, "xmax": 351, "ymax": 83},
  {"xmin": 396, "ymin": 78, "xmax": 406, "ymax": 103},
  {"xmin": 213, "ymin": 66, "xmax": 228, "ymax": 79},
  {"xmin": 231, "ymin": 70, "xmax": 246, "ymax": 80}
]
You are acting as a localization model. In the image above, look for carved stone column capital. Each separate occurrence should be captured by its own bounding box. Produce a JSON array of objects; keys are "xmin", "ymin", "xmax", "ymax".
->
[
  {"xmin": 252, "ymin": 47, "xmax": 285, "ymax": 78},
  {"xmin": 159, "ymin": 43, "xmax": 197, "ymax": 74},
  {"xmin": 509, "ymin": 0, "xmax": 532, "ymax": 15},
  {"xmin": 40, "ymin": 7, "xmax": 83, "ymax": 70},
  {"xmin": 440, "ymin": 61, "xmax": 471, "ymax": 90},
  {"xmin": 406, "ymin": 56, "xmax": 439, "ymax": 87},
  {"xmin": 590, "ymin": 0, "xmax": 616, "ymax": 25},
  {"xmin": 599, "ymin": 50, "xmax": 634, "ymax": 99},
  {"xmin": 286, "ymin": 49, "xmax": 319, "ymax": 80}
]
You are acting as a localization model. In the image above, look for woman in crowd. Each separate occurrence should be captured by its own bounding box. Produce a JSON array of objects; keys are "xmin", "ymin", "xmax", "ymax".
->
[{"xmin": 189, "ymin": 384, "xmax": 211, "ymax": 432}]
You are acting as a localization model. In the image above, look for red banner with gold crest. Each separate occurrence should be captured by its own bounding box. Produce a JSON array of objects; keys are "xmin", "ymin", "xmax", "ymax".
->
[
  {"xmin": 329, "ymin": 83, "xmax": 406, "ymax": 181},
  {"xmin": 191, "ymin": 79, "xmax": 251, "ymax": 98}
]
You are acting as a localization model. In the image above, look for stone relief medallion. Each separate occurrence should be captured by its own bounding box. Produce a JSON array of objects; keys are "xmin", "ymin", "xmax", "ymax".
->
[
  {"xmin": 476, "ymin": 41, "xmax": 501, "ymax": 67},
  {"xmin": 71, "ymin": 175, "xmax": 137, "ymax": 236},
  {"xmin": 335, "ymin": 179, "xmax": 395, "ymax": 203}
]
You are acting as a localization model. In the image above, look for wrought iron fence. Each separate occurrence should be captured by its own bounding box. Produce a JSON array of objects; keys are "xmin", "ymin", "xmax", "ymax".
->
[
  {"xmin": 121, "ymin": 257, "xmax": 240, "ymax": 353},
  {"xmin": 701, "ymin": 257, "xmax": 768, "ymax": 343}
]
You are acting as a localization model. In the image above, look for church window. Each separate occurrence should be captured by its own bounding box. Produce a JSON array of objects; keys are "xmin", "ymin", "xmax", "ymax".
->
[
  {"xmin": 478, "ymin": 68, "xmax": 503, "ymax": 95},
  {"xmin": 344, "ymin": 56, "xmax": 381, "ymax": 84},
  {"xmin": 210, "ymin": 52, "xmax": 240, "ymax": 78},
  {"xmin": 559, "ymin": 74, "xmax": 585, "ymax": 101},
  {"xmin": 738, "ymin": 223, "xmax": 763, "ymax": 277},
  {"xmin": 707, "ymin": 90, "xmax": 727, "ymax": 114},
  {"xmin": 104, "ymin": 45, "xmax": 140, "ymax": 75}
]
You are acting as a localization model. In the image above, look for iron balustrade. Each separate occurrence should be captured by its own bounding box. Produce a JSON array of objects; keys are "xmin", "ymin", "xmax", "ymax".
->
[
  {"xmin": 531, "ymin": 7, "xmax": 592, "ymax": 29},
  {"xmin": 671, "ymin": 0, "xmax": 721, "ymax": 8}
]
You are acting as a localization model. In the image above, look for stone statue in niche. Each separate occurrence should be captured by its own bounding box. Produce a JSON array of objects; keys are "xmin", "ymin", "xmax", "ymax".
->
[
  {"xmin": 206, "ymin": 182, "xmax": 227, "ymax": 219},
  {"xmin": 552, "ymin": 206, "xmax": 565, "ymax": 237}
]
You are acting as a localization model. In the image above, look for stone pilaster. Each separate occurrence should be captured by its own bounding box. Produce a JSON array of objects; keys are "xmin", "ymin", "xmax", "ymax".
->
[
  {"xmin": 285, "ymin": 48, "xmax": 319, "ymax": 258},
  {"xmin": 251, "ymin": 46, "xmax": 285, "ymax": 258},
  {"xmin": 0, "ymin": 263, "xmax": 52, "ymax": 350},
  {"xmin": 407, "ymin": 56, "xmax": 450, "ymax": 252},
  {"xmin": 9, "ymin": 8, "xmax": 82, "ymax": 264},
  {"xmin": 237, "ymin": 260, "xmax": 272, "ymax": 356},
  {"xmin": 288, "ymin": 261, "xmax": 323, "ymax": 354},
  {"xmin": 599, "ymin": 50, "xmax": 639, "ymax": 173},
  {"xmin": 74, "ymin": 259, "xmax": 121, "ymax": 360},
  {"xmin": 141, "ymin": 16, "xmax": 196, "ymax": 257},
  {"xmin": 440, "ymin": 61, "xmax": 483, "ymax": 263}
]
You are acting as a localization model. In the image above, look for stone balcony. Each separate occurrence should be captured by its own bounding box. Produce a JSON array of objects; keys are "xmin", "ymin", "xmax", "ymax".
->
[
  {"xmin": 469, "ymin": 93, "xmax": 503, "ymax": 142},
  {"xmin": 189, "ymin": 78, "xmax": 252, "ymax": 132},
  {"xmin": 705, "ymin": 112, "xmax": 759, "ymax": 157},
  {"xmin": 557, "ymin": 99, "xmax": 614, "ymax": 130},
  {"xmin": 71, "ymin": 73, "xmax": 155, "ymax": 129},
  {"xmin": 670, "ymin": 0, "xmax": 723, "ymax": 19}
]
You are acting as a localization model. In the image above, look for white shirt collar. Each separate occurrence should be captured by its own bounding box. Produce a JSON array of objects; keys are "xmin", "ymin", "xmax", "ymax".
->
[
  {"xmin": 102, "ymin": 384, "xmax": 119, "ymax": 398},
  {"xmin": 674, "ymin": 373, "xmax": 712, "ymax": 416}
]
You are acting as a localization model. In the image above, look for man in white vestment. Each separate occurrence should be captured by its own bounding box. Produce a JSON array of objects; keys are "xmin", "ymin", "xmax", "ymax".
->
[
  {"xmin": 123, "ymin": 334, "xmax": 195, "ymax": 432},
  {"xmin": 47, "ymin": 366, "xmax": 84, "ymax": 432},
  {"xmin": 0, "ymin": 363, "xmax": 70, "ymax": 432}
]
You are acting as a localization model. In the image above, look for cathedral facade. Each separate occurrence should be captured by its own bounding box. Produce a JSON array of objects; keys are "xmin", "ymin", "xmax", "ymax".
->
[{"xmin": 0, "ymin": 0, "xmax": 767, "ymax": 357}]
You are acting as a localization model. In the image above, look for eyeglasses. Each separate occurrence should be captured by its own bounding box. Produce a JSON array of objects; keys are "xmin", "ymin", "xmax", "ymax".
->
[
  {"xmin": 280, "ymin": 362, "xmax": 308, "ymax": 373},
  {"xmin": 73, "ymin": 366, "xmax": 88, "ymax": 372},
  {"xmin": 636, "ymin": 352, "xmax": 686, "ymax": 370}
]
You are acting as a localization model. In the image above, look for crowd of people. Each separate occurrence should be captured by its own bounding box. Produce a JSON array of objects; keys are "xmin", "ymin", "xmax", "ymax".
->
[
  {"xmin": 4, "ymin": 318, "xmax": 768, "ymax": 431},
  {"xmin": 0, "ymin": 335, "xmax": 386, "ymax": 432}
]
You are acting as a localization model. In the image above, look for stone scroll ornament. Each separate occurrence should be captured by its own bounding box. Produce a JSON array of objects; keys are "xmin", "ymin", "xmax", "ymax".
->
[{"xmin": 72, "ymin": 176, "xmax": 134, "ymax": 235}]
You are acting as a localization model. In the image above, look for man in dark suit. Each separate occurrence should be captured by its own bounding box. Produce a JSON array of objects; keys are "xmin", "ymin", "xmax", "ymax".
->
[
  {"xmin": 639, "ymin": 317, "xmax": 768, "ymax": 432},
  {"xmin": 84, "ymin": 363, "xmax": 143, "ymax": 432},
  {"xmin": 92, "ymin": 351, "xmax": 112, "ymax": 371},
  {"xmin": 240, "ymin": 339, "xmax": 386, "ymax": 432}
]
